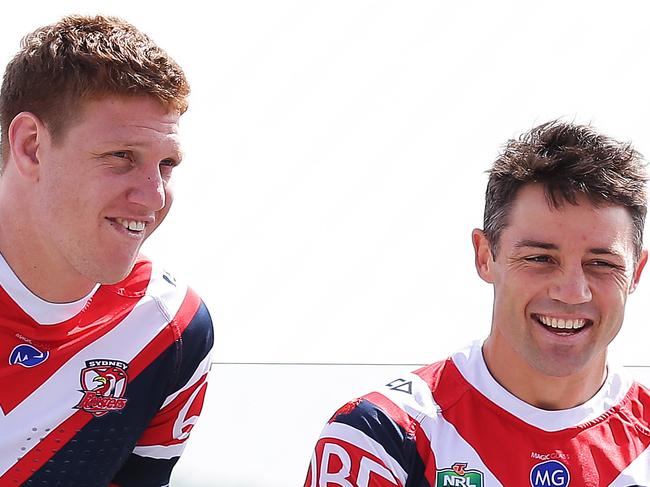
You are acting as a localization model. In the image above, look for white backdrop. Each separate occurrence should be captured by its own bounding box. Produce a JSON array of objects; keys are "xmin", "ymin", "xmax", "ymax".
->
[{"xmin": 3, "ymin": 1, "xmax": 650, "ymax": 485}]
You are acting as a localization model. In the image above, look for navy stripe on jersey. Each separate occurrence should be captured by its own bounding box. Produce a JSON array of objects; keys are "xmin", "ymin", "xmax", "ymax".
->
[
  {"xmin": 112, "ymin": 455, "xmax": 179, "ymax": 487},
  {"xmin": 333, "ymin": 398, "xmax": 432, "ymax": 487},
  {"xmin": 23, "ymin": 300, "xmax": 213, "ymax": 487},
  {"xmin": 334, "ymin": 398, "xmax": 411, "ymax": 472},
  {"xmin": 168, "ymin": 301, "xmax": 214, "ymax": 395},
  {"xmin": 22, "ymin": 344, "xmax": 178, "ymax": 486},
  {"xmin": 404, "ymin": 458, "xmax": 431, "ymax": 487}
]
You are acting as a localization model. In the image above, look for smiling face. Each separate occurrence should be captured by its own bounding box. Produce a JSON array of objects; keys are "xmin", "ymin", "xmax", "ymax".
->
[
  {"xmin": 30, "ymin": 96, "xmax": 182, "ymax": 290},
  {"xmin": 475, "ymin": 184, "xmax": 647, "ymax": 386}
]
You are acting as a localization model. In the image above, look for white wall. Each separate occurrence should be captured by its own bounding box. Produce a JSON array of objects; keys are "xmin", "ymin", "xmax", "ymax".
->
[{"xmin": 3, "ymin": 2, "xmax": 650, "ymax": 485}]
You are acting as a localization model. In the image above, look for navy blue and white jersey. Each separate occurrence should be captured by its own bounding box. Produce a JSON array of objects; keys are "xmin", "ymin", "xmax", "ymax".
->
[{"xmin": 0, "ymin": 253, "xmax": 214, "ymax": 487}]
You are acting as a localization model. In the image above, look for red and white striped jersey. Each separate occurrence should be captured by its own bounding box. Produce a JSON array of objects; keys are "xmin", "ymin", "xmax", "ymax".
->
[
  {"xmin": 305, "ymin": 342, "xmax": 650, "ymax": 487},
  {"xmin": 0, "ymin": 253, "xmax": 214, "ymax": 487}
]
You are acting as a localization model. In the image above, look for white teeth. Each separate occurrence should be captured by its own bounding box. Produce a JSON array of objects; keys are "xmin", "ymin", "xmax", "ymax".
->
[
  {"xmin": 538, "ymin": 315, "xmax": 587, "ymax": 330},
  {"xmin": 115, "ymin": 218, "xmax": 146, "ymax": 232}
]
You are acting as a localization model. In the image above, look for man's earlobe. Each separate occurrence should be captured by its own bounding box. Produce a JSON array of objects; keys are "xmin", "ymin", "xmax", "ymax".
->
[
  {"xmin": 8, "ymin": 112, "xmax": 43, "ymax": 180},
  {"xmin": 472, "ymin": 229, "xmax": 495, "ymax": 283}
]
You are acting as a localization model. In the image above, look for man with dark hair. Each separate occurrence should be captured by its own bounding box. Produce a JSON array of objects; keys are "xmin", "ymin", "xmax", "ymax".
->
[
  {"xmin": 0, "ymin": 15, "xmax": 213, "ymax": 486},
  {"xmin": 305, "ymin": 121, "xmax": 650, "ymax": 486}
]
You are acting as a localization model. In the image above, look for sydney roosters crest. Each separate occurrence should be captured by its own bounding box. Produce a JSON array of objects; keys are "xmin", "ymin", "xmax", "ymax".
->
[{"xmin": 75, "ymin": 359, "xmax": 129, "ymax": 417}]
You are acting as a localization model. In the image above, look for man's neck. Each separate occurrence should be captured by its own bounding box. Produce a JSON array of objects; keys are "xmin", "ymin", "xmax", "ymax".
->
[
  {"xmin": 481, "ymin": 336, "xmax": 608, "ymax": 410},
  {"xmin": 0, "ymin": 221, "xmax": 96, "ymax": 304}
]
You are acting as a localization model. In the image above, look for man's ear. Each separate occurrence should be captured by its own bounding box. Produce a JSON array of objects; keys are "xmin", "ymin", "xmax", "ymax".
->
[
  {"xmin": 629, "ymin": 248, "xmax": 648, "ymax": 294},
  {"xmin": 472, "ymin": 228, "xmax": 495, "ymax": 283},
  {"xmin": 8, "ymin": 112, "xmax": 45, "ymax": 181}
]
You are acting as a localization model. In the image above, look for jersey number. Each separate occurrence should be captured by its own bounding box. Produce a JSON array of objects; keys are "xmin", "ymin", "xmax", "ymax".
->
[{"xmin": 309, "ymin": 443, "xmax": 400, "ymax": 487}]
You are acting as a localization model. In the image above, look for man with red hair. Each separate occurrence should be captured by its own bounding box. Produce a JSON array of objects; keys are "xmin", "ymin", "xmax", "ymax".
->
[{"xmin": 0, "ymin": 15, "xmax": 213, "ymax": 486}]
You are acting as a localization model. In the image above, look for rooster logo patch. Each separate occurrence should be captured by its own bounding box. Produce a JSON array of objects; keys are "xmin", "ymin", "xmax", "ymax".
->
[{"xmin": 75, "ymin": 359, "xmax": 129, "ymax": 417}]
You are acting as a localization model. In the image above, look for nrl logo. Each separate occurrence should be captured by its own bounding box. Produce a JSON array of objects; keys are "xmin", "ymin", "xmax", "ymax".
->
[
  {"xmin": 75, "ymin": 359, "xmax": 129, "ymax": 417},
  {"xmin": 436, "ymin": 462, "xmax": 484, "ymax": 487}
]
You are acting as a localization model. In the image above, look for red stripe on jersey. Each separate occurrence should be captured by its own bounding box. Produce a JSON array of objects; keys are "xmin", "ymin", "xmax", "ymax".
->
[
  {"xmin": 0, "ymin": 407, "xmax": 94, "ymax": 484},
  {"xmin": 412, "ymin": 419, "xmax": 437, "ymax": 486},
  {"xmin": 412, "ymin": 361, "xmax": 446, "ymax": 395},
  {"xmin": 328, "ymin": 398, "xmax": 363, "ymax": 424},
  {"xmin": 136, "ymin": 373, "xmax": 208, "ymax": 447},
  {"xmin": 309, "ymin": 437, "xmax": 404, "ymax": 487},
  {"xmin": 431, "ymin": 361, "xmax": 650, "ymax": 486},
  {"xmin": 362, "ymin": 392, "xmax": 412, "ymax": 433},
  {"xmin": 0, "ymin": 282, "xmax": 201, "ymax": 485},
  {"xmin": 0, "ymin": 261, "xmax": 152, "ymax": 414},
  {"xmin": 126, "ymin": 288, "xmax": 200, "ymax": 379}
]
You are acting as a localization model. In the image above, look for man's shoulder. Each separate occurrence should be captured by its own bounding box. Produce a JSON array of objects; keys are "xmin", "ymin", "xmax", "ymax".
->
[
  {"xmin": 624, "ymin": 378, "xmax": 650, "ymax": 425},
  {"xmin": 306, "ymin": 358, "xmax": 455, "ymax": 486},
  {"xmin": 115, "ymin": 256, "xmax": 207, "ymax": 313},
  {"xmin": 104, "ymin": 255, "xmax": 214, "ymax": 346},
  {"xmin": 330, "ymin": 357, "xmax": 454, "ymax": 434},
  {"xmin": 117, "ymin": 255, "xmax": 188, "ymax": 299},
  {"xmin": 119, "ymin": 256, "xmax": 214, "ymax": 387}
]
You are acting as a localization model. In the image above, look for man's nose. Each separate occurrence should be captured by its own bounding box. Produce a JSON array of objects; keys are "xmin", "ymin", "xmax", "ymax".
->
[
  {"xmin": 126, "ymin": 164, "xmax": 166, "ymax": 211},
  {"xmin": 548, "ymin": 264, "xmax": 593, "ymax": 304}
]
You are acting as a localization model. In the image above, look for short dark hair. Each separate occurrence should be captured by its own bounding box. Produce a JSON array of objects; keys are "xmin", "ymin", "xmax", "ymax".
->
[
  {"xmin": 484, "ymin": 120, "xmax": 648, "ymax": 261},
  {"xmin": 0, "ymin": 14, "xmax": 190, "ymax": 166}
]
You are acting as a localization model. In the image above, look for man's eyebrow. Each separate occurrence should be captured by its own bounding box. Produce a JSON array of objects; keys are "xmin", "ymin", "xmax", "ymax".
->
[
  {"xmin": 589, "ymin": 247, "xmax": 625, "ymax": 258},
  {"xmin": 514, "ymin": 240, "xmax": 625, "ymax": 258},
  {"xmin": 100, "ymin": 140, "xmax": 183, "ymax": 160},
  {"xmin": 514, "ymin": 240, "xmax": 558, "ymax": 250}
]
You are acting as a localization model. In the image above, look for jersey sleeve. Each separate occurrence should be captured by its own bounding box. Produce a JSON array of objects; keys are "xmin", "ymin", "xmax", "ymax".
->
[
  {"xmin": 110, "ymin": 299, "xmax": 214, "ymax": 487},
  {"xmin": 305, "ymin": 394, "xmax": 423, "ymax": 487}
]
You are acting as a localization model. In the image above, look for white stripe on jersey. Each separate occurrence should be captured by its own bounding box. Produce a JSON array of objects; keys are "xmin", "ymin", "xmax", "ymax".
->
[
  {"xmin": 133, "ymin": 443, "xmax": 185, "ymax": 460},
  {"xmin": 378, "ymin": 371, "xmax": 503, "ymax": 485},
  {"xmin": 0, "ymin": 251, "xmax": 99, "ymax": 325},
  {"xmin": 320, "ymin": 422, "xmax": 408, "ymax": 485},
  {"xmin": 379, "ymin": 372, "xmax": 440, "ymax": 421},
  {"xmin": 452, "ymin": 341, "xmax": 633, "ymax": 432},
  {"xmin": 146, "ymin": 262, "xmax": 188, "ymax": 321},
  {"xmin": 417, "ymin": 408, "xmax": 502, "ymax": 486},
  {"xmin": 0, "ymin": 263, "xmax": 188, "ymax": 476}
]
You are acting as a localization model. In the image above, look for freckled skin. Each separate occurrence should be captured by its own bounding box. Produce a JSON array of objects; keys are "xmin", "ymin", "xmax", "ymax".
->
[{"xmin": 473, "ymin": 184, "xmax": 647, "ymax": 409}]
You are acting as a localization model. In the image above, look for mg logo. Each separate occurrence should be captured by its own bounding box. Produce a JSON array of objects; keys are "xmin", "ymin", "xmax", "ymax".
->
[
  {"xmin": 436, "ymin": 463, "xmax": 483, "ymax": 487},
  {"xmin": 530, "ymin": 460, "xmax": 570, "ymax": 487}
]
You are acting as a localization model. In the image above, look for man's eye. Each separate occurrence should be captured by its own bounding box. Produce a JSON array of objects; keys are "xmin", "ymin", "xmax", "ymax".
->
[
  {"xmin": 589, "ymin": 260, "xmax": 615, "ymax": 268},
  {"xmin": 112, "ymin": 151, "xmax": 130, "ymax": 159},
  {"xmin": 525, "ymin": 255, "xmax": 552, "ymax": 263}
]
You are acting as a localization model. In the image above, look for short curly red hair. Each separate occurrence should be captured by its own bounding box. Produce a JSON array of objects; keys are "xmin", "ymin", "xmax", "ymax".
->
[{"xmin": 0, "ymin": 14, "xmax": 190, "ymax": 164}]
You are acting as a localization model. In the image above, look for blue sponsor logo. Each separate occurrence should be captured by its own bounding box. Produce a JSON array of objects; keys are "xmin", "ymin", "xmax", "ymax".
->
[
  {"xmin": 9, "ymin": 344, "xmax": 49, "ymax": 367},
  {"xmin": 530, "ymin": 460, "xmax": 570, "ymax": 487}
]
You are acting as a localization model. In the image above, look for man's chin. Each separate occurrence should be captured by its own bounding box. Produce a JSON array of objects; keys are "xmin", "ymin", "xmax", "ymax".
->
[
  {"xmin": 531, "ymin": 355, "xmax": 591, "ymax": 379},
  {"xmin": 95, "ymin": 260, "xmax": 138, "ymax": 286}
]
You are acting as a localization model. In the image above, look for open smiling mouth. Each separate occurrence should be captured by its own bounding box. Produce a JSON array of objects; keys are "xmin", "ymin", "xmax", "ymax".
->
[
  {"xmin": 532, "ymin": 314, "xmax": 593, "ymax": 335},
  {"xmin": 107, "ymin": 218, "xmax": 147, "ymax": 234}
]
